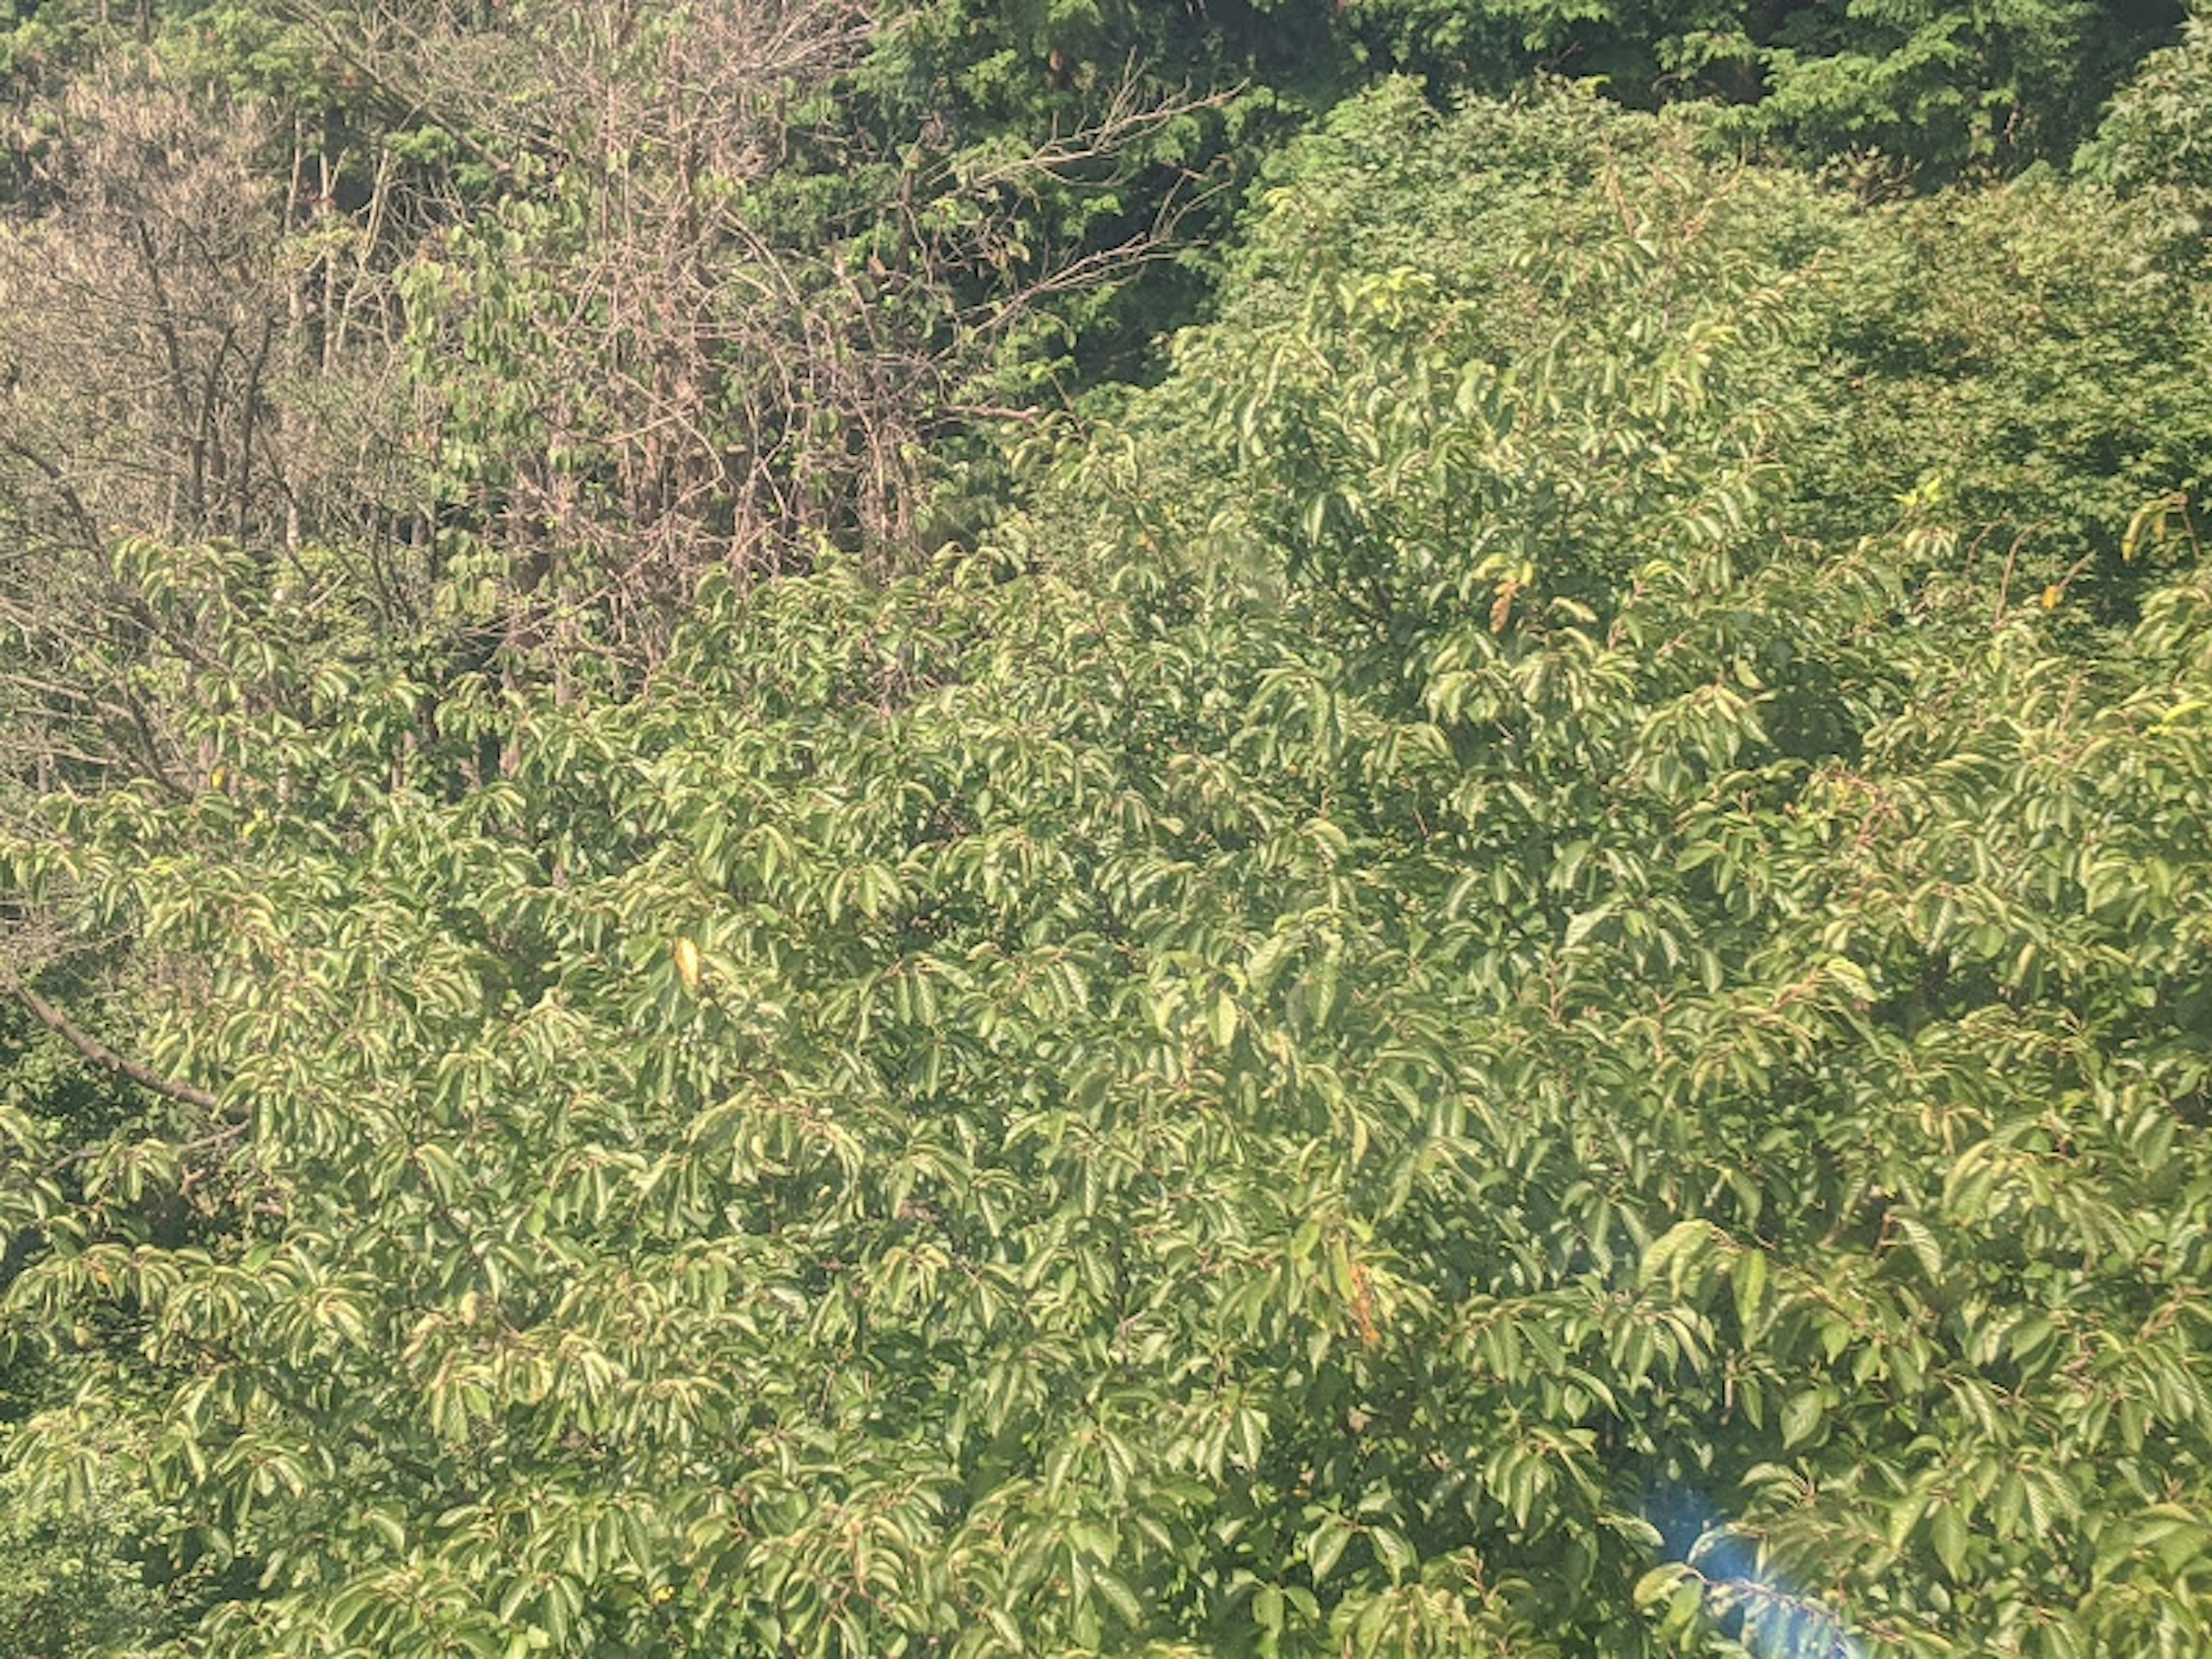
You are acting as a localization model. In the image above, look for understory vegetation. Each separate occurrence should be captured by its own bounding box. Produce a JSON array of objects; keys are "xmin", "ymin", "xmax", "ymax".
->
[{"xmin": 2, "ymin": 2, "xmax": 2210, "ymax": 1656}]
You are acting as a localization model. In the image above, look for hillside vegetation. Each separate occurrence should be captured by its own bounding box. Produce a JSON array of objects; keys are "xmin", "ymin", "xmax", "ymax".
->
[{"xmin": 2, "ymin": 4, "xmax": 2210, "ymax": 1656}]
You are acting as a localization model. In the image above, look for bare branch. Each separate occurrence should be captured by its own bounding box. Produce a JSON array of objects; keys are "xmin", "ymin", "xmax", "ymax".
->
[{"xmin": 3, "ymin": 971, "xmax": 224, "ymax": 1113}]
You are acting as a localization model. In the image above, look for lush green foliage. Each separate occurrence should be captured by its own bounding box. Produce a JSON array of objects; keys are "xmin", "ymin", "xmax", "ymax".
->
[
  {"xmin": 3, "ymin": 13, "xmax": 2212, "ymax": 1659},
  {"xmin": 0, "ymin": 1009, "xmax": 178, "ymax": 1657},
  {"xmin": 866, "ymin": 0, "xmax": 2188, "ymax": 189},
  {"xmin": 2078, "ymin": 7, "xmax": 2212, "ymax": 195}
]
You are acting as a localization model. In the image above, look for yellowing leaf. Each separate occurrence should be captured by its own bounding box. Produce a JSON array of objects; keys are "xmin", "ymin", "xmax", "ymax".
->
[
  {"xmin": 1490, "ymin": 579, "xmax": 1521, "ymax": 634},
  {"xmin": 673, "ymin": 935, "xmax": 702, "ymax": 991},
  {"xmin": 1209, "ymin": 989, "xmax": 1239, "ymax": 1049}
]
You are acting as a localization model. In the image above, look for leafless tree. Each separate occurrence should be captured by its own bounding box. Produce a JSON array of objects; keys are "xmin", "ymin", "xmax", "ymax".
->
[
  {"xmin": 0, "ymin": 1, "xmax": 1224, "ymax": 789},
  {"xmin": 0, "ymin": 65, "xmax": 426, "ymax": 793},
  {"xmin": 286, "ymin": 0, "xmax": 1221, "ymax": 666}
]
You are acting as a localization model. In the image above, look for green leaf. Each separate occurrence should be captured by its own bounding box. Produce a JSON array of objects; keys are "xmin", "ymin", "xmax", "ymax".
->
[
  {"xmin": 1780, "ymin": 1390, "xmax": 1824, "ymax": 1449},
  {"xmin": 1305, "ymin": 1517, "xmax": 1354, "ymax": 1585}
]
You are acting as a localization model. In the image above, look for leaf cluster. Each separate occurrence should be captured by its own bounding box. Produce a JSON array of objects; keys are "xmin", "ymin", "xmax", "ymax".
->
[{"xmin": 4, "ymin": 84, "xmax": 2211, "ymax": 1659}]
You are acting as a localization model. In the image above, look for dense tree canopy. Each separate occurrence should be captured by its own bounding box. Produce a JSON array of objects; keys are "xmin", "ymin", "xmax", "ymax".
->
[{"xmin": 2, "ymin": 6, "xmax": 2210, "ymax": 1658}]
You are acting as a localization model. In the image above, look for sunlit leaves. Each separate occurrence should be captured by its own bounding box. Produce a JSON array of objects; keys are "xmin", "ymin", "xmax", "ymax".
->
[{"xmin": 5, "ymin": 85, "xmax": 2212, "ymax": 1659}]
